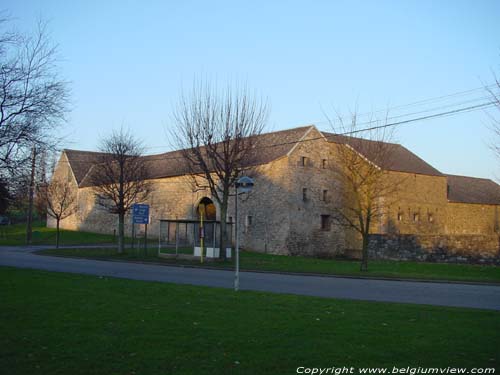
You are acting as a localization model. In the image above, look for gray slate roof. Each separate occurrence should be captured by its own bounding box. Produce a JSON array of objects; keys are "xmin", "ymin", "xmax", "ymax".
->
[
  {"xmin": 74, "ymin": 126, "xmax": 312, "ymax": 187},
  {"xmin": 64, "ymin": 149, "xmax": 110, "ymax": 184},
  {"xmin": 64, "ymin": 126, "xmax": 499, "ymax": 205},
  {"xmin": 446, "ymin": 174, "xmax": 500, "ymax": 205},
  {"xmin": 322, "ymin": 132, "xmax": 443, "ymax": 177}
]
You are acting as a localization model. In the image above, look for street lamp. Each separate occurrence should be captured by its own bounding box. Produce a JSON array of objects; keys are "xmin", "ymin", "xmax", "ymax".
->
[{"xmin": 234, "ymin": 176, "xmax": 254, "ymax": 291}]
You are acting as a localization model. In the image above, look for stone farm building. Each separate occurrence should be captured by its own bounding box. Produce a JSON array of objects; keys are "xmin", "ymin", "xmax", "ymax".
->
[{"xmin": 49, "ymin": 125, "xmax": 500, "ymax": 263}]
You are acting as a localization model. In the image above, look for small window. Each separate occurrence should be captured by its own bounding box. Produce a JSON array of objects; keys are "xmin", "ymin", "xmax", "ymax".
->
[
  {"xmin": 300, "ymin": 156, "xmax": 307, "ymax": 167},
  {"xmin": 397, "ymin": 212, "xmax": 403, "ymax": 221},
  {"xmin": 413, "ymin": 213, "xmax": 420, "ymax": 222},
  {"xmin": 321, "ymin": 159, "xmax": 327, "ymax": 169},
  {"xmin": 228, "ymin": 216, "xmax": 233, "ymax": 223},
  {"xmin": 321, "ymin": 215, "xmax": 331, "ymax": 231},
  {"xmin": 94, "ymin": 195, "xmax": 107, "ymax": 211},
  {"xmin": 322, "ymin": 189, "xmax": 328, "ymax": 202},
  {"xmin": 428, "ymin": 213, "xmax": 434, "ymax": 223},
  {"xmin": 245, "ymin": 215, "xmax": 253, "ymax": 227},
  {"xmin": 302, "ymin": 188, "xmax": 308, "ymax": 201}
]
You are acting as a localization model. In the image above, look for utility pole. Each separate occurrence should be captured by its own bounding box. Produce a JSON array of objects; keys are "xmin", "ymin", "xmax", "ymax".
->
[
  {"xmin": 234, "ymin": 176, "xmax": 254, "ymax": 292},
  {"xmin": 26, "ymin": 146, "xmax": 37, "ymax": 245}
]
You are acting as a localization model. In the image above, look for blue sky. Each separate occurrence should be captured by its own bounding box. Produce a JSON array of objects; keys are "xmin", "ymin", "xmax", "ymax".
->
[{"xmin": 4, "ymin": 0, "xmax": 500, "ymax": 179}]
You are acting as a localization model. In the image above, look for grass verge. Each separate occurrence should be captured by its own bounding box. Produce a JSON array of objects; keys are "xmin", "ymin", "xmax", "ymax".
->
[
  {"xmin": 37, "ymin": 246, "xmax": 500, "ymax": 284},
  {"xmin": 0, "ymin": 266, "xmax": 498, "ymax": 374},
  {"xmin": 0, "ymin": 222, "xmax": 116, "ymax": 246},
  {"xmin": 0, "ymin": 222, "xmax": 156, "ymax": 247}
]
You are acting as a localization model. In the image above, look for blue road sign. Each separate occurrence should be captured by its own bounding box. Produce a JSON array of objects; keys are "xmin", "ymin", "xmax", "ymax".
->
[{"xmin": 132, "ymin": 204, "xmax": 149, "ymax": 224}]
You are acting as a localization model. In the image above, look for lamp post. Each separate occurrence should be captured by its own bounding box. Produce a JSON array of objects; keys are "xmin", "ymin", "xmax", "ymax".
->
[{"xmin": 234, "ymin": 176, "xmax": 254, "ymax": 291}]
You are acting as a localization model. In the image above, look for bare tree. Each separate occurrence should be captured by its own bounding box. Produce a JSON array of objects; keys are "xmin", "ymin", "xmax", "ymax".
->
[
  {"xmin": 0, "ymin": 177, "xmax": 9, "ymax": 214},
  {"xmin": 0, "ymin": 16, "xmax": 69, "ymax": 176},
  {"xmin": 172, "ymin": 82, "xmax": 268, "ymax": 259},
  {"xmin": 34, "ymin": 149, "xmax": 49, "ymax": 221},
  {"xmin": 327, "ymin": 112, "xmax": 401, "ymax": 271},
  {"xmin": 42, "ymin": 179, "xmax": 76, "ymax": 248},
  {"xmin": 89, "ymin": 129, "xmax": 152, "ymax": 254}
]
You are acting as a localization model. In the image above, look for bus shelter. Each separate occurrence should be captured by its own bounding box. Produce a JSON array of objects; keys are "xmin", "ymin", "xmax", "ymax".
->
[{"xmin": 158, "ymin": 219, "xmax": 233, "ymax": 259}]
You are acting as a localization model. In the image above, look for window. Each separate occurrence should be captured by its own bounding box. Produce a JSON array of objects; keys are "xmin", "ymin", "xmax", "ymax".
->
[
  {"xmin": 300, "ymin": 156, "xmax": 307, "ymax": 167},
  {"xmin": 322, "ymin": 189, "xmax": 328, "ymax": 202},
  {"xmin": 302, "ymin": 188, "xmax": 308, "ymax": 201},
  {"xmin": 397, "ymin": 212, "xmax": 403, "ymax": 221},
  {"xmin": 94, "ymin": 195, "xmax": 108, "ymax": 211},
  {"xmin": 428, "ymin": 213, "xmax": 434, "ymax": 223},
  {"xmin": 245, "ymin": 215, "xmax": 253, "ymax": 227},
  {"xmin": 321, "ymin": 159, "xmax": 327, "ymax": 169},
  {"xmin": 413, "ymin": 213, "xmax": 420, "ymax": 222},
  {"xmin": 228, "ymin": 216, "xmax": 233, "ymax": 223},
  {"xmin": 321, "ymin": 215, "xmax": 331, "ymax": 231}
]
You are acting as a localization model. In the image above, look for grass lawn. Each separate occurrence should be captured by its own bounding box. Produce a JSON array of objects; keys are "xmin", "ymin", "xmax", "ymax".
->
[
  {"xmin": 0, "ymin": 222, "xmax": 117, "ymax": 246},
  {"xmin": 0, "ymin": 222, "xmax": 156, "ymax": 247},
  {"xmin": 37, "ymin": 246, "xmax": 500, "ymax": 284},
  {"xmin": 0, "ymin": 267, "xmax": 499, "ymax": 375}
]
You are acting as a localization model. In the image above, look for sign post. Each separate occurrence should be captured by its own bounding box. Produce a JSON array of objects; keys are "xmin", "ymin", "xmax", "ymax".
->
[
  {"xmin": 132, "ymin": 204, "xmax": 150, "ymax": 256},
  {"xmin": 234, "ymin": 176, "xmax": 254, "ymax": 292},
  {"xmin": 199, "ymin": 204, "xmax": 205, "ymax": 264},
  {"xmin": 144, "ymin": 222, "xmax": 148, "ymax": 256}
]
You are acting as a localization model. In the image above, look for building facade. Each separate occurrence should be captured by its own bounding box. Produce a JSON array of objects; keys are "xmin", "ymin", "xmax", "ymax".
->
[{"xmin": 49, "ymin": 125, "xmax": 500, "ymax": 263}]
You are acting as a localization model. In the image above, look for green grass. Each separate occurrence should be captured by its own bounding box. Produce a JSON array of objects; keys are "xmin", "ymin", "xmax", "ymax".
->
[
  {"xmin": 0, "ymin": 267, "xmax": 499, "ymax": 375},
  {"xmin": 5, "ymin": 224, "xmax": 499, "ymax": 283},
  {"xmin": 159, "ymin": 246, "xmax": 196, "ymax": 255},
  {"xmin": 38, "ymin": 246, "xmax": 500, "ymax": 284},
  {"xmin": 0, "ymin": 222, "xmax": 156, "ymax": 247},
  {"xmin": 0, "ymin": 222, "xmax": 117, "ymax": 246}
]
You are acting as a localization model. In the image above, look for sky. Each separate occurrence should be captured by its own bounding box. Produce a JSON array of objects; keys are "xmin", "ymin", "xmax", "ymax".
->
[{"xmin": 3, "ymin": 0, "xmax": 500, "ymax": 179}]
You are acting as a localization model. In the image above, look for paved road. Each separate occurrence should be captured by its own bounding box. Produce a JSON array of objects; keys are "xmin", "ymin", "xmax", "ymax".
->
[{"xmin": 1, "ymin": 246, "xmax": 500, "ymax": 311}]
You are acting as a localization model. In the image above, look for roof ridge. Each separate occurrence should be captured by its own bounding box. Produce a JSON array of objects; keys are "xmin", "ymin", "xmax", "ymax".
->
[
  {"xmin": 257, "ymin": 125, "xmax": 313, "ymax": 137},
  {"xmin": 75, "ymin": 126, "xmax": 315, "ymax": 186},
  {"xmin": 321, "ymin": 131, "xmax": 401, "ymax": 147},
  {"xmin": 445, "ymin": 173, "xmax": 496, "ymax": 182},
  {"xmin": 85, "ymin": 126, "xmax": 315, "ymax": 160},
  {"xmin": 64, "ymin": 148, "xmax": 109, "ymax": 155}
]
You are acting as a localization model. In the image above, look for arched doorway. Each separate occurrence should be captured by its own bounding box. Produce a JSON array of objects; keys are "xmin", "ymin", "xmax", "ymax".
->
[{"xmin": 197, "ymin": 197, "xmax": 216, "ymax": 221}]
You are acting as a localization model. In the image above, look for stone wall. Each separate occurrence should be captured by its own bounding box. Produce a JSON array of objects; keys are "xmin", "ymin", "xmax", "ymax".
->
[
  {"xmin": 283, "ymin": 128, "xmax": 344, "ymax": 256},
  {"xmin": 46, "ymin": 152, "xmax": 80, "ymax": 231},
  {"xmin": 58, "ymin": 174, "xmax": 216, "ymax": 238},
  {"xmin": 236, "ymin": 158, "xmax": 292, "ymax": 255},
  {"xmin": 50, "ymin": 153, "xmax": 296, "ymax": 254},
  {"xmin": 50, "ymin": 131, "xmax": 345, "ymax": 257},
  {"xmin": 377, "ymin": 171, "xmax": 448, "ymax": 235},
  {"xmin": 445, "ymin": 202, "xmax": 499, "ymax": 235},
  {"xmin": 368, "ymin": 233, "xmax": 500, "ymax": 264},
  {"xmin": 48, "ymin": 139, "xmax": 500, "ymax": 262}
]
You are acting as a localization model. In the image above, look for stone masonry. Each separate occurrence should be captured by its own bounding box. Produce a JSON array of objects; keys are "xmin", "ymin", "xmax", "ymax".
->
[{"xmin": 48, "ymin": 125, "xmax": 500, "ymax": 263}]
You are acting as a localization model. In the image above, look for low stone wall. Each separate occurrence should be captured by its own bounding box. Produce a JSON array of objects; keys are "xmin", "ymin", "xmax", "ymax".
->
[{"xmin": 368, "ymin": 234, "xmax": 500, "ymax": 264}]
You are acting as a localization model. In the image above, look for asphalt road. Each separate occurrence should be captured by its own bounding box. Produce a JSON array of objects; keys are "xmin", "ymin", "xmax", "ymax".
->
[{"xmin": 1, "ymin": 246, "xmax": 500, "ymax": 311}]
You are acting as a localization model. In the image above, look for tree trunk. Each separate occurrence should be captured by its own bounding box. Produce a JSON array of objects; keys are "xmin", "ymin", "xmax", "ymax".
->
[
  {"xmin": 219, "ymin": 199, "xmax": 228, "ymax": 260},
  {"xmin": 56, "ymin": 219, "xmax": 60, "ymax": 249},
  {"xmin": 118, "ymin": 213, "xmax": 125, "ymax": 254},
  {"xmin": 26, "ymin": 146, "xmax": 37, "ymax": 245},
  {"xmin": 360, "ymin": 232, "xmax": 369, "ymax": 272}
]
